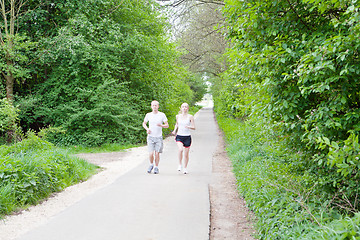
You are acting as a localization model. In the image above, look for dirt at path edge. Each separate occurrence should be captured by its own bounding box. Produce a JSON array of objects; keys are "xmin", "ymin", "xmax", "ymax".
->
[{"xmin": 209, "ymin": 128, "xmax": 257, "ymax": 240}]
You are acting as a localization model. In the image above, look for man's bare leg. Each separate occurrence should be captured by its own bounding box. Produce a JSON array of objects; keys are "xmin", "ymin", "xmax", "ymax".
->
[
  {"xmin": 154, "ymin": 152, "xmax": 160, "ymax": 166},
  {"xmin": 152, "ymin": 152, "xmax": 160, "ymax": 174},
  {"xmin": 147, "ymin": 151, "xmax": 155, "ymax": 173},
  {"xmin": 149, "ymin": 151, "xmax": 154, "ymax": 164}
]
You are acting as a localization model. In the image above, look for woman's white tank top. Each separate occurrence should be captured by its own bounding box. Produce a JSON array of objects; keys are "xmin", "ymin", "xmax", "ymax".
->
[{"xmin": 177, "ymin": 115, "xmax": 191, "ymax": 136}]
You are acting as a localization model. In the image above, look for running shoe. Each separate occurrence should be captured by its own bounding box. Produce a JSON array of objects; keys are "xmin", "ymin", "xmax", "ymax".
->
[
  {"xmin": 177, "ymin": 165, "xmax": 182, "ymax": 171},
  {"xmin": 154, "ymin": 167, "xmax": 159, "ymax": 174},
  {"xmin": 147, "ymin": 165, "xmax": 154, "ymax": 173},
  {"xmin": 183, "ymin": 168, "xmax": 188, "ymax": 174}
]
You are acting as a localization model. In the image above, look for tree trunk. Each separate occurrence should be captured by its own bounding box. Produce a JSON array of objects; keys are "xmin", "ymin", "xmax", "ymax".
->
[
  {"xmin": 5, "ymin": 71, "xmax": 14, "ymax": 101},
  {"xmin": 1, "ymin": 0, "xmax": 24, "ymax": 143},
  {"xmin": 4, "ymin": 62, "xmax": 15, "ymax": 143}
]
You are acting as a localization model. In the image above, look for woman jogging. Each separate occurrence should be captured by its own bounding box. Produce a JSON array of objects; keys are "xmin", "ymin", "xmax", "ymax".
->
[{"xmin": 172, "ymin": 103, "xmax": 195, "ymax": 174}]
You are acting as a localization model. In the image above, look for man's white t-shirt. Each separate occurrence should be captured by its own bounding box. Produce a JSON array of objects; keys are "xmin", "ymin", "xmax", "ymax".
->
[{"xmin": 144, "ymin": 112, "xmax": 168, "ymax": 137}]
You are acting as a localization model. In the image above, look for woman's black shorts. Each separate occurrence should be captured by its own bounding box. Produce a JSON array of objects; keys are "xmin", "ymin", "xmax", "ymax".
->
[{"xmin": 175, "ymin": 135, "xmax": 192, "ymax": 148}]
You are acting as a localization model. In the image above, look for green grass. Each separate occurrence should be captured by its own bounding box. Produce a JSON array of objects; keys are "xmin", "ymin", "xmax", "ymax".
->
[
  {"xmin": 0, "ymin": 133, "xmax": 99, "ymax": 218},
  {"xmin": 65, "ymin": 142, "xmax": 138, "ymax": 154},
  {"xmin": 0, "ymin": 131, "xmax": 140, "ymax": 219}
]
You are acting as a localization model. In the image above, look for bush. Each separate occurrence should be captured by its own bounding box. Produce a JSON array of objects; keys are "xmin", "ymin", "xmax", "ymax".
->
[
  {"xmin": 216, "ymin": 115, "xmax": 360, "ymax": 239},
  {"xmin": 0, "ymin": 98, "xmax": 22, "ymax": 144},
  {"xmin": 0, "ymin": 132, "xmax": 98, "ymax": 217},
  {"xmin": 303, "ymin": 213, "xmax": 360, "ymax": 239},
  {"xmin": 215, "ymin": 0, "xmax": 360, "ymax": 219},
  {"xmin": 14, "ymin": 0, "xmax": 202, "ymax": 147}
]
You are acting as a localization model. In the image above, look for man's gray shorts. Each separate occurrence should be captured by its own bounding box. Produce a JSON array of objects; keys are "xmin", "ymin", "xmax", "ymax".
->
[{"xmin": 147, "ymin": 136, "xmax": 164, "ymax": 153}]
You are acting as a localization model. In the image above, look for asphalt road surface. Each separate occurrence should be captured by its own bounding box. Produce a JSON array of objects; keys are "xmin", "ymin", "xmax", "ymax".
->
[{"xmin": 18, "ymin": 107, "xmax": 218, "ymax": 240}]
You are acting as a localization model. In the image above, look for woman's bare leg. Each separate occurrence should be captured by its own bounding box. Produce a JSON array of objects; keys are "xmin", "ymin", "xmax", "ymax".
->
[{"xmin": 184, "ymin": 147, "xmax": 190, "ymax": 168}]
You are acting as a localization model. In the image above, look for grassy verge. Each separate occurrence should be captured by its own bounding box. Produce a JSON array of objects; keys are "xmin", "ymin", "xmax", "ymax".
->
[
  {"xmin": 0, "ymin": 133, "xmax": 98, "ymax": 218},
  {"xmin": 65, "ymin": 143, "xmax": 138, "ymax": 154},
  {"xmin": 216, "ymin": 116, "xmax": 360, "ymax": 239}
]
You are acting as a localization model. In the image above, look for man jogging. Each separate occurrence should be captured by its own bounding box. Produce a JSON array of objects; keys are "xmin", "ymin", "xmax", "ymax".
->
[{"xmin": 142, "ymin": 100, "xmax": 169, "ymax": 174}]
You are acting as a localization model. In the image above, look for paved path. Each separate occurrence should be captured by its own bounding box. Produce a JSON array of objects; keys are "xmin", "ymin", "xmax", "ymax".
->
[{"xmin": 18, "ymin": 108, "xmax": 218, "ymax": 240}]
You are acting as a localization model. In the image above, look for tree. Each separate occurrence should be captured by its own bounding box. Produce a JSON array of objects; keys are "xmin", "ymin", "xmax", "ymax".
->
[
  {"xmin": 157, "ymin": 0, "xmax": 224, "ymax": 7},
  {"xmin": 0, "ymin": 0, "xmax": 204, "ymax": 146},
  {"xmin": 0, "ymin": 0, "xmax": 35, "ymax": 101},
  {"xmin": 158, "ymin": 0, "xmax": 228, "ymax": 77},
  {"xmin": 14, "ymin": 0, "xmax": 198, "ymax": 146}
]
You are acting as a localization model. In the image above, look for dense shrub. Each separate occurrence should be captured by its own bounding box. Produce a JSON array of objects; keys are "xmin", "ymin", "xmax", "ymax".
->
[
  {"xmin": 7, "ymin": 0, "xmax": 204, "ymax": 147},
  {"xmin": 0, "ymin": 98, "xmax": 21, "ymax": 144},
  {"xmin": 216, "ymin": 115, "xmax": 360, "ymax": 239},
  {"xmin": 0, "ymin": 132, "xmax": 97, "ymax": 217},
  {"xmin": 214, "ymin": 0, "xmax": 360, "ymax": 217}
]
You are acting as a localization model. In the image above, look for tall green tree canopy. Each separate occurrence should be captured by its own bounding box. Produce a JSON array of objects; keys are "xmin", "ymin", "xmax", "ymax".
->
[{"xmin": 1, "ymin": 0, "xmax": 204, "ymax": 146}]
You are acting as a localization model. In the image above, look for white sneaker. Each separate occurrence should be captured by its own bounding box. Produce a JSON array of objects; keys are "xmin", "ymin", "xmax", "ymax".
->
[
  {"xmin": 183, "ymin": 168, "xmax": 188, "ymax": 174},
  {"xmin": 177, "ymin": 165, "xmax": 182, "ymax": 171},
  {"xmin": 147, "ymin": 165, "xmax": 154, "ymax": 173}
]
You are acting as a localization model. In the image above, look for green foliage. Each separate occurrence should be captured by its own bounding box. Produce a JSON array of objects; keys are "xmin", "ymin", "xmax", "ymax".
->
[
  {"xmin": 0, "ymin": 132, "xmax": 97, "ymax": 217},
  {"xmin": 303, "ymin": 213, "xmax": 360, "ymax": 239},
  {"xmin": 185, "ymin": 74, "xmax": 207, "ymax": 105},
  {"xmin": 211, "ymin": 72, "xmax": 263, "ymax": 120},
  {"xmin": 0, "ymin": 33, "xmax": 36, "ymax": 82},
  {"xmin": 216, "ymin": 115, "xmax": 360, "ymax": 239},
  {"xmin": 315, "ymin": 133, "xmax": 360, "ymax": 204},
  {"xmin": 39, "ymin": 80, "xmax": 144, "ymax": 146},
  {"xmin": 0, "ymin": 98, "xmax": 22, "ymax": 144},
  {"xmin": 10, "ymin": 0, "xmax": 201, "ymax": 147},
  {"xmin": 65, "ymin": 142, "xmax": 137, "ymax": 154},
  {"xmin": 0, "ymin": 99, "xmax": 19, "ymax": 133},
  {"xmin": 217, "ymin": 0, "xmax": 360, "ymax": 218}
]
